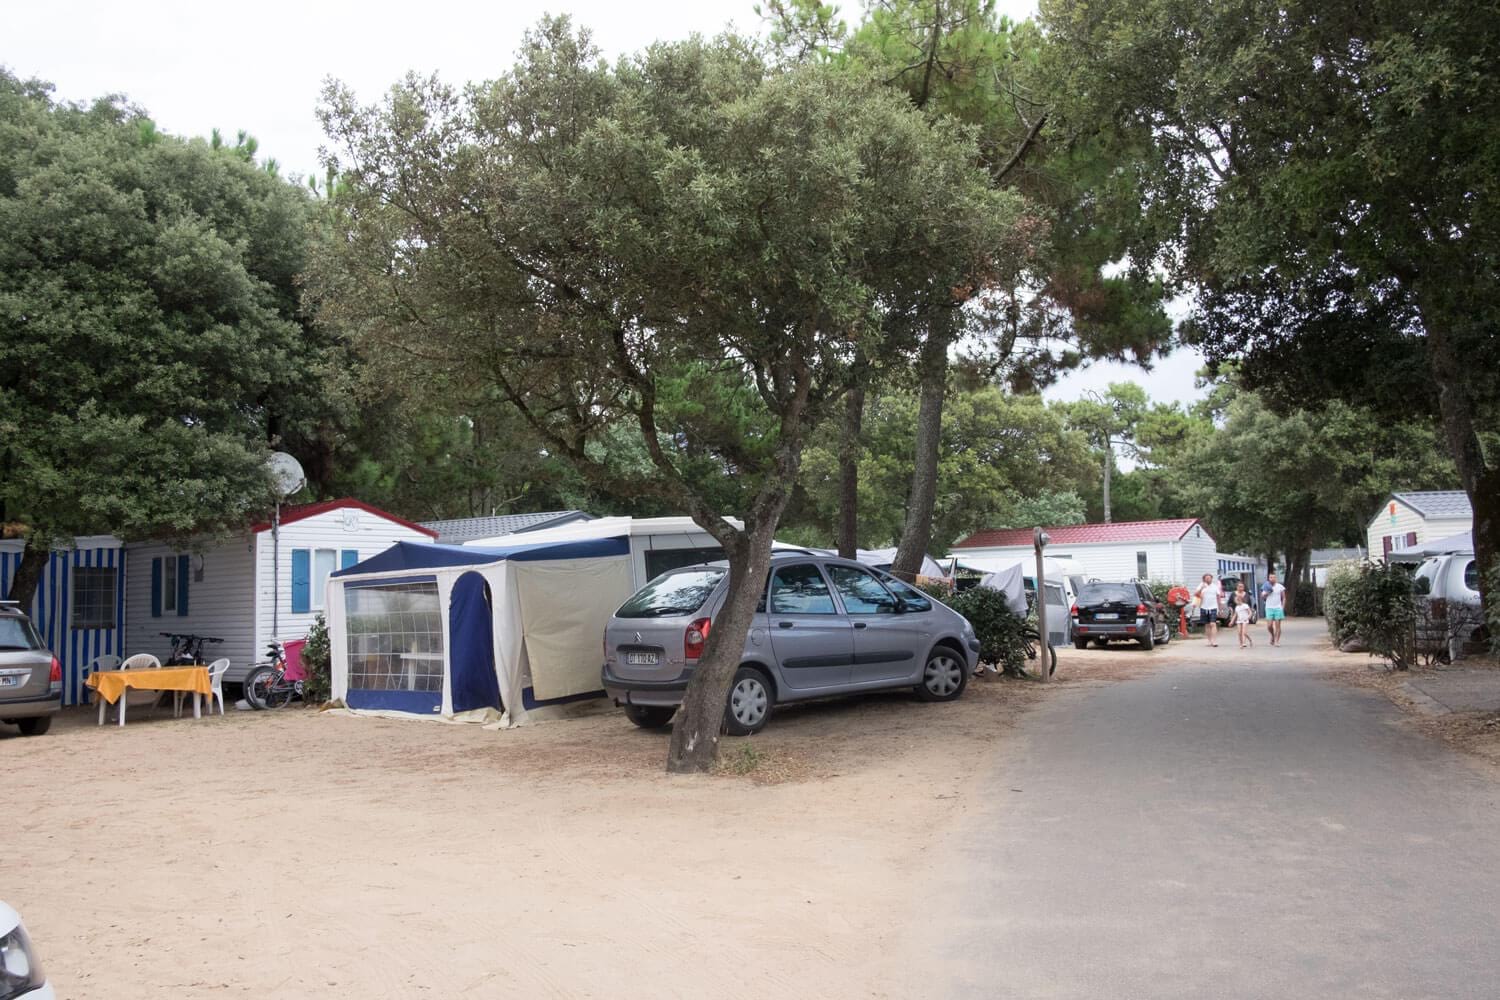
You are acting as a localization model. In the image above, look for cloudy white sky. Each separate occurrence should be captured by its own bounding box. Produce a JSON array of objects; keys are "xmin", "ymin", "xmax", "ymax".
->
[{"xmin": 7, "ymin": 0, "xmax": 1203, "ymax": 406}]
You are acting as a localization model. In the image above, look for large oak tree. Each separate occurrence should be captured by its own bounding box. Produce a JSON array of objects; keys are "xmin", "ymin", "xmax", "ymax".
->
[{"xmin": 313, "ymin": 20, "xmax": 1029, "ymax": 771}]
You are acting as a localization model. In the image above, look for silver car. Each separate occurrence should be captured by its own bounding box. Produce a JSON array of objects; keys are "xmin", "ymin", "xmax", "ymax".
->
[
  {"xmin": 0, "ymin": 602, "xmax": 61, "ymax": 737},
  {"xmin": 601, "ymin": 554, "xmax": 980, "ymax": 734}
]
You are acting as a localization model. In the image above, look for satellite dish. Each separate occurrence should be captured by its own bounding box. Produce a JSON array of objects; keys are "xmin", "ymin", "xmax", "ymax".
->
[{"xmin": 266, "ymin": 451, "xmax": 306, "ymax": 500}]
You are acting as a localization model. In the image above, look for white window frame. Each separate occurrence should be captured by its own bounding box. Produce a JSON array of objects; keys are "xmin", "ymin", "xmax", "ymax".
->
[{"xmin": 311, "ymin": 548, "xmax": 338, "ymax": 612}]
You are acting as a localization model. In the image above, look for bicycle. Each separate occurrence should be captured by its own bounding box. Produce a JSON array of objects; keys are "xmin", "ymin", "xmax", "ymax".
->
[
  {"xmin": 243, "ymin": 641, "xmax": 302, "ymax": 709},
  {"xmin": 1019, "ymin": 625, "xmax": 1058, "ymax": 679},
  {"xmin": 159, "ymin": 632, "xmax": 224, "ymax": 666}
]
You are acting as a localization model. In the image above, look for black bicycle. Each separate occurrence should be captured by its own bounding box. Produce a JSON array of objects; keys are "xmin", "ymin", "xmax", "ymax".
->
[{"xmin": 159, "ymin": 632, "xmax": 224, "ymax": 666}]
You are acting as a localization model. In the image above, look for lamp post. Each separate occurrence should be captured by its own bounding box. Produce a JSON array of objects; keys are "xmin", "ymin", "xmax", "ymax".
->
[{"xmin": 1034, "ymin": 527, "xmax": 1051, "ymax": 684}]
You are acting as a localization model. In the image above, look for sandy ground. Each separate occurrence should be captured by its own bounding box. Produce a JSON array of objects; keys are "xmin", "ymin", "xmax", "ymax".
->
[{"xmin": 0, "ymin": 643, "xmax": 1159, "ymax": 1000}]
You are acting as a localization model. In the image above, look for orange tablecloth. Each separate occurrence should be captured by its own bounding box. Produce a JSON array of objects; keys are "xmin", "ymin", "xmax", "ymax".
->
[{"xmin": 87, "ymin": 667, "xmax": 211, "ymax": 705}]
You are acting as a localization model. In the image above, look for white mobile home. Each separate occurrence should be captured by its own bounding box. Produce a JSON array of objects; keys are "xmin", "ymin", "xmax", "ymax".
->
[
  {"xmin": 1367, "ymin": 491, "xmax": 1472, "ymax": 561},
  {"xmin": 951, "ymin": 518, "xmax": 1219, "ymax": 587},
  {"xmin": 124, "ymin": 499, "xmax": 437, "ymax": 683}
]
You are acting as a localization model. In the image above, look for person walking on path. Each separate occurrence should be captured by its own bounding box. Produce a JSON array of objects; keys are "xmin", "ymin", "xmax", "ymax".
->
[
  {"xmin": 1194, "ymin": 573, "xmax": 1224, "ymax": 647},
  {"xmin": 1233, "ymin": 592, "xmax": 1254, "ymax": 648},
  {"xmin": 1262, "ymin": 572, "xmax": 1287, "ymax": 646}
]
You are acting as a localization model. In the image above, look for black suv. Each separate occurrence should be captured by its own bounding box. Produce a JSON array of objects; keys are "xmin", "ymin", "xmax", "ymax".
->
[{"xmin": 1070, "ymin": 581, "xmax": 1172, "ymax": 650}]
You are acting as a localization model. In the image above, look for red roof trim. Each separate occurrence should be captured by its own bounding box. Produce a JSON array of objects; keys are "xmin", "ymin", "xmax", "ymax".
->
[
  {"xmin": 953, "ymin": 518, "xmax": 1211, "ymax": 549},
  {"xmin": 251, "ymin": 499, "xmax": 439, "ymax": 539}
]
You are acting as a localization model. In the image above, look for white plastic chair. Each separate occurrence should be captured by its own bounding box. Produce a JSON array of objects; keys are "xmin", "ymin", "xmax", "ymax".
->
[
  {"xmin": 197, "ymin": 658, "xmax": 231, "ymax": 716},
  {"xmin": 117, "ymin": 653, "xmax": 163, "ymax": 723}
]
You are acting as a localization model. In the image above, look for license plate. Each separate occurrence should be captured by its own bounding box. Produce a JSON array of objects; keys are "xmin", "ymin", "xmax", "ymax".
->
[
  {"xmin": 1095, "ymin": 613, "xmax": 1119, "ymax": 620},
  {"xmin": 0, "ymin": 676, "xmax": 17, "ymax": 687},
  {"xmin": 625, "ymin": 652, "xmax": 659, "ymax": 666}
]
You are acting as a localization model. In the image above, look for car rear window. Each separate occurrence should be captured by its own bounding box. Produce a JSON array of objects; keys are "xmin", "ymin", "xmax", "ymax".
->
[
  {"xmin": 616, "ymin": 568, "xmax": 726, "ymax": 618},
  {"xmin": 1077, "ymin": 584, "xmax": 1139, "ymax": 604},
  {"xmin": 0, "ymin": 614, "xmax": 45, "ymax": 651}
]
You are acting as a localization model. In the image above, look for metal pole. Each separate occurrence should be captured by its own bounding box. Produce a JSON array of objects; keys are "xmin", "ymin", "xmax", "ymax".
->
[
  {"xmin": 272, "ymin": 500, "xmax": 280, "ymax": 637},
  {"xmin": 1034, "ymin": 527, "xmax": 1050, "ymax": 684},
  {"xmin": 1102, "ymin": 439, "xmax": 1113, "ymax": 523}
]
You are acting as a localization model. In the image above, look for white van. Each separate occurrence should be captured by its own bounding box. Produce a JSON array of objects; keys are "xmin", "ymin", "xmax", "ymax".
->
[{"xmin": 1413, "ymin": 554, "xmax": 1485, "ymax": 657}]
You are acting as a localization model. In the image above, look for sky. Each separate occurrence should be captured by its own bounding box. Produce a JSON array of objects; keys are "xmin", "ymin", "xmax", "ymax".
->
[{"xmin": 6, "ymin": 0, "xmax": 1203, "ymax": 407}]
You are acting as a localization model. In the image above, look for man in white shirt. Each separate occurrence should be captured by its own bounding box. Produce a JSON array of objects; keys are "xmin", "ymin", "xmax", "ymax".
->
[
  {"xmin": 1262, "ymin": 572, "xmax": 1287, "ymax": 646},
  {"xmin": 1193, "ymin": 572, "xmax": 1225, "ymax": 647}
]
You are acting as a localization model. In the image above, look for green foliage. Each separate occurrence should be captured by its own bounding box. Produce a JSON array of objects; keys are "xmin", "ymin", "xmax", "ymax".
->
[
  {"xmin": 301, "ymin": 613, "xmax": 332, "ymax": 705},
  {"xmin": 792, "ymin": 386, "xmax": 1093, "ymax": 548},
  {"xmin": 1325, "ymin": 562, "xmax": 1419, "ymax": 670},
  {"xmin": 313, "ymin": 21, "xmax": 1026, "ymax": 535},
  {"xmin": 948, "ymin": 585, "xmax": 1028, "ymax": 676},
  {"xmin": 0, "ymin": 70, "xmax": 339, "ymax": 558}
]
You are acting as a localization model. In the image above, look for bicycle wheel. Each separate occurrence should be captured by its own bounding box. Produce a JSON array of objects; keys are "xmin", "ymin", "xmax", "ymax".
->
[{"xmin": 243, "ymin": 666, "xmax": 277, "ymax": 710}]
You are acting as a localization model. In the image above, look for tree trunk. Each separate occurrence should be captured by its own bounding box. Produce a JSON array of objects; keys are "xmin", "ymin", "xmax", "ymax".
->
[
  {"xmin": 666, "ymin": 519, "xmax": 782, "ymax": 774},
  {"xmin": 5, "ymin": 543, "xmax": 47, "ymax": 609},
  {"xmin": 1423, "ymin": 318, "xmax": 1498, "ymax": 611},
  {"xmin": 836, "ymin": 384, "xmax": 865, "ymax": 559},
  {"xmin": 1283, "ymin": 545, "xmax": 1310, "ymax": 616},
  {"xmin": 890, "ymin": 328, "xmax": 951, "ymax": 581}
]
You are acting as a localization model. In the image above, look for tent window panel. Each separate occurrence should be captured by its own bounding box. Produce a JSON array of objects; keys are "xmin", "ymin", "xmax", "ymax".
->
[{"xmin": 343, "ymin": 582, "xmax": 444, "ymax": 693}]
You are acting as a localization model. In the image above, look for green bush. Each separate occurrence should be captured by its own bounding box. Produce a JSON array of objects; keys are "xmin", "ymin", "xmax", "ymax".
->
[
  {"xmin": 1322, "ymin": 561, "xmax": 1363, "ymax": 644},
  {"xmin": 1145, "ymin": 580, "xmax": 1176, "ymax": 606},
  {"xmin": 1326, "ymin": 561, "xmax": 1418, "ymax": 669},
  {"xmin": 302, "ymin": 612, "xmax": 332, "ymax": 705},
  {"xmin": 1291, "ymin": 582, "xmax": 1316, "ymax": 617},
  {"xmin": 915, "ymin": 577, "xmax": 956, "ymax": 602},
  {"xmin": 947, "ymin": 586, "xmax": 1028, "ymax": 677}
]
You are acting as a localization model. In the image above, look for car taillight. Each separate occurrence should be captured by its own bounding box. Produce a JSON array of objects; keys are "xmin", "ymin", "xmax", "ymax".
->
[
  {"xmin": 1136, "ymin": 603, "xmax": 1148, "ymax": 615},
  {"xmin": 684, "ymin": 617, "xmax": 712, "ymax": 660},
  {"xmin": 1069, "ymin": 604, "xmax": 1078, "ymax": 618},
  {"xmin": 49, "ymin": 656, "xmax": 62, "ymax": 691}
]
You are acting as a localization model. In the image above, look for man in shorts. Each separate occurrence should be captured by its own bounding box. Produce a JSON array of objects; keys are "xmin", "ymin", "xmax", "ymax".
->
[
  {"xmin": 1194, "ymin": 572, "xmax": 1224, "ymax": 647},
  {"xmin": 1261, "ymin": 572, "xmax": 1286, "ymax": 646}
]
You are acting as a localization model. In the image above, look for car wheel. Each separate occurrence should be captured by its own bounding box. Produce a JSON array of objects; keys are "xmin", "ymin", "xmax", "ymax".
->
[
  {"xmin": 624, "ymin": 704, "xmax": 676, "ymax": 729},
  {"xmin": 725, "ymin": 666, "xmax": 773, "ymax": 736},
  {"xmin": 917, "ymin": 648, "xmax": 969, "ymax": 702},
  {"xmin": 1139, "ymin": 627, "xmax": 1155, "ymax": 651},
  {"xmin": 1073, "ymin": 637, "xmax": 1089, "ymax": 650},
  {"xmin": 17, "ymin": 716, "xmax": 51, "ymax": 736},
  {"xmin": 1160, "ymin": 622, "xmax": 1172, "ymax": 645}
]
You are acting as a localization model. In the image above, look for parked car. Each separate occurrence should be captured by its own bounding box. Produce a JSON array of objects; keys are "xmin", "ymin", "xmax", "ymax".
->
[
  {"xmin": 0, "ymin": 602, "xmax": 61, "ymax": 737},
  {"xmin": 0, "ymin": 900, "xmax": 54, "ymax": 998},
  {"xmin": 1413, "ymin": 554, "xmax": 1485, "ymax": 655},
  {"xmin": 601, "ymin": 554, "xmax": 981, "ymax": 734},
  {"xmin": 1070, "ymin": 581, "xmax": 1172, "ymax": 650}
]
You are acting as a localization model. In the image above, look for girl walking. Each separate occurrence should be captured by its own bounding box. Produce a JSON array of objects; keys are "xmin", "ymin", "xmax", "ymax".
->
[{"xmin": 1234, "ymin": 593, "xmax": 1254, "ymax": 648}]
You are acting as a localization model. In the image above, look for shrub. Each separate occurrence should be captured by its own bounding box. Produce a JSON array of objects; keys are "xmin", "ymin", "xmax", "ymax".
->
[
  {"xmin": 1145, "ymin": 580, "xmax": 1176, "ymax": 606},
  {"xmin": 1291, "ymin": 582, "xmax": 1315, "ymax": 617},
  {"xmin": 947, "ymin": 586, "xmax": 1028, "ymax": 677},
  {"xmin": 915, "ymin": 577, "xmax": 956, "ymax": 602},
  {"xmin": 1323, "ymin": 561, "xmax": 1363, "ymax": 644},
  {"xmin": 302, "ymin": 612, "xmax": 332, "ymax": 705},
  {"xmin": 1326, "ymin": 561, "xmax": 1418, "ymax": 669}
]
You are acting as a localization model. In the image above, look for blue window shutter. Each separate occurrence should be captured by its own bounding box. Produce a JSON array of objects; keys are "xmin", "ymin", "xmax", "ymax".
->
[
  {"xmin": 177, "ymin": 554, "xmax": 190, "ymax": 616},
  {"xmin": 150, "ymin": 558, "xmax": 162, "ymax": 618},
  {"xmin": 341, "ymin": 549, "xmax": 358, "ymax": 570},
  {"xmin": 291, "ymin": 549, "xmax": 310, "ymax": 614}
]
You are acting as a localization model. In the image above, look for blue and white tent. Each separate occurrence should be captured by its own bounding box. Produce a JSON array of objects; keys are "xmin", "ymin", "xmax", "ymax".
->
[
  {"xmin": 0, "ymin": 536, "xmax": 126, "ymax": 706},
  {"xmin": 326, "ymin": 536, "xmax": 635, "ymax": 725}
]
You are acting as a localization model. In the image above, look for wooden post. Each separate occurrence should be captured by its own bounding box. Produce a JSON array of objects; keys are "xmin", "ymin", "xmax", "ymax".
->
[{"xmin": 1034, "ymin": 527, "xmax": 1050, "ymax": 684}]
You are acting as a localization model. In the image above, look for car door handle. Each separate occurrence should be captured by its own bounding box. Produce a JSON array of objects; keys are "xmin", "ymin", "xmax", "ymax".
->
[
  {"xmin": 852, "ymin": 622, "xmax": 867, "ymax": 629},
  {"xmin": 778, "ymin": 621, "xmax": 795, "ymax": 629}
]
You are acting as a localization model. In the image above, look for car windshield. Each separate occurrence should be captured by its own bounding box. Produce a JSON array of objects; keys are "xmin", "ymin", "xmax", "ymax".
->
[
  {"xmin": 616, "ymin": 568, "xmax": 726, "ymax": 618},
  {"xmin": 1077, "ymin": 584, "xmax": 1139, "ymax": 604},
  {"xmin": 0, "ymin": 615, "xmax": 45, "ymax": 651}
]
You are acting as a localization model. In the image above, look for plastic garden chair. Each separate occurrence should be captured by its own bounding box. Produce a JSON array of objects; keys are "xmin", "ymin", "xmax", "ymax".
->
[
  {"xmin": 116, "ymin": 653, "xmax": 163, "ymax": 722},
  {"xmin": 206, "ymin": 658, "xmax": 231, "ymax": 716}
]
